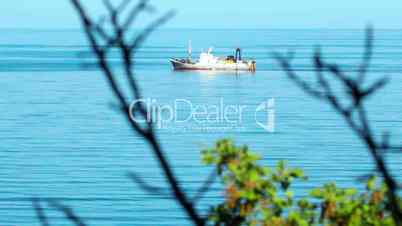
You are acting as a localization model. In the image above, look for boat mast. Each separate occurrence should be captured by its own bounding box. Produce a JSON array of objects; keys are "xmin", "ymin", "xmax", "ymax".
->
[{"xmin": 188, "ymin": 40, "xmax": 192, "ymax": 62}]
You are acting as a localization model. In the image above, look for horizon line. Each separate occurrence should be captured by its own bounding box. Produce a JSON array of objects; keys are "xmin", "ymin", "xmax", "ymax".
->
[{"xmin": 1, "ymin": 27, "xmax": 402, "ymax": 31}]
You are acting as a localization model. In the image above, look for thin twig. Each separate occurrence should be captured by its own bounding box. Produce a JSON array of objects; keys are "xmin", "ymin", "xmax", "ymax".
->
[
  {"xmin": 128, "ymin": 172, "xmax": 168, "ymax": 196},
  {"xmin": 191, "ymin": 169, "xmax": 218, "ymax": 204},
  {"xmin": 48, "ymin": 201, "xmax": 87, "ymax": 226},
  {"xmin": 32, "ymin": 198, "xmax": 50, "ymax": 226}
]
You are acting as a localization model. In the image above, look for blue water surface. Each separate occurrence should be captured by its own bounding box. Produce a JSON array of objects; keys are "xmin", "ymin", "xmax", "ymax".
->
[{"xmin": 0, "ymin": 29, "xmax": 401, "ymax": 225}]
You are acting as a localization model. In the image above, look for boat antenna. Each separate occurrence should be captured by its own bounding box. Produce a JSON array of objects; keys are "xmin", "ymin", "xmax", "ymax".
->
[
  {"xmin": 188, "ymin": 40, "xmax": 192, "ymax": 61},
  {"xmin": 235, "ymin": 48, "xmax": 242, "ymax": 62}
]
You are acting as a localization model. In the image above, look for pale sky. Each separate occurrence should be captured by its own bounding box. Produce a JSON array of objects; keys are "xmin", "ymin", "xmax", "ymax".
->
[{"xmin": 1, "ymin": 0, "xmax": 402, "ymax": 29}]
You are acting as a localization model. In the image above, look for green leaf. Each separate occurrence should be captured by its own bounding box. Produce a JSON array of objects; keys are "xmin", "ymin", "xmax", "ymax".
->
[
  {"xmin": 367, "ymin": 176, "xmax": 377, "ymax": 191},
  {"xmin": 310, "ymin": 188, "xmax": 323, "ymax": 198},
  {"xmin": 345, "ymin": 188, "xmax": 358, "ymax": 196}
]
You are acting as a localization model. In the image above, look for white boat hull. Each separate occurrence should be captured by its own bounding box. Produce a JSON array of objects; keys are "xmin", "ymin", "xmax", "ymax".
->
[{"xmin": 170, "ymin": 58, "xmax": 254, "ymax": 71}]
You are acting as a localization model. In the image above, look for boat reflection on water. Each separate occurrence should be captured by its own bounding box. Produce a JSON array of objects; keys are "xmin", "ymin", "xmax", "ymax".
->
[{"xmin": 172, "ymin": 69, "xmax": 256, "ymax": 77}]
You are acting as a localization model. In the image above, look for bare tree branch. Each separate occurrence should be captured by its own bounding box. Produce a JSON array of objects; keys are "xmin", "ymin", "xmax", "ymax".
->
[
  {"xmin": 32, "ymin": 198, "xmax": 50, "ymax": 226},
  {"xmin": 127, "ymin": 172, "xmax": 168, "ymax": 196},
  {"xmin": 48, "ymin": 201, "xmax": 87, "ymax": 226},
  {"xmin": 358, "ymin": 25, "xmax": 373, "ymax": 83},
  {"xmin": 275, "ymin": 26, "xmax": 402, "ymax": 225},
  {"xmin": 191, "ymin": 168, "xmax": 218, "ymax": 204},
  {"xmin": 274, "ymin": 52, "xmax": 325, "ymax": 98},
  {"xmin": 129, "ymin": 10, "xmax": 176, "ymax": 50},
  {"xmin": 123, "ymin": 0, "xmax": 155, "ymax": 29},
  {"xmin": 69, "ymin": 1, "xmax": 205, "ymax": 225}
]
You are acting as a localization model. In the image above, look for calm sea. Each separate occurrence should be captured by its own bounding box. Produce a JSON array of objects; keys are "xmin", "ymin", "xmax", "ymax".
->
[{"xmin": 0, "ymin": 29, "xmax": 402, "ymax": 225}]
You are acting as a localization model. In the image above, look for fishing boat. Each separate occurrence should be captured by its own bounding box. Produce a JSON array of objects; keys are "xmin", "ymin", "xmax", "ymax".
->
[{"xmin": 170, "ymin": 41, "xmax": 256, "ymax": 71}]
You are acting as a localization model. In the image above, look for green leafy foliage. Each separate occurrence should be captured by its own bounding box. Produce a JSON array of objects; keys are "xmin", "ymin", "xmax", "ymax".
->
[{"xmin": 202, "ymin": 139, "xmax": 399, "ymax": 226}]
